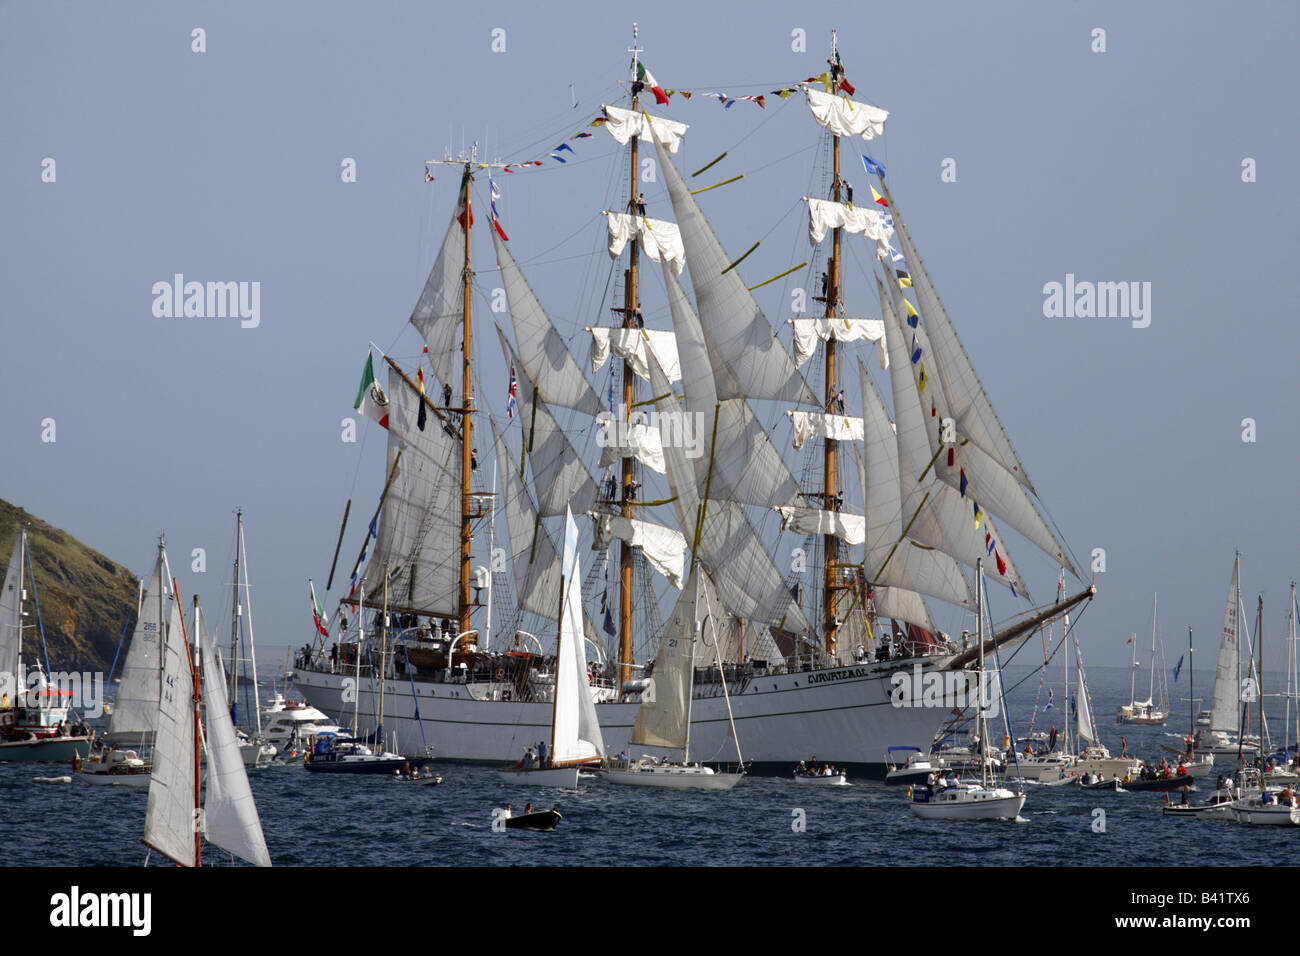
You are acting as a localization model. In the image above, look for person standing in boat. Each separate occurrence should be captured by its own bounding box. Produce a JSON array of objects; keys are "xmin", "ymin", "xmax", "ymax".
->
[{"xmin": 538, "ymin": 739, "xmax": 549, "ymax": 769}]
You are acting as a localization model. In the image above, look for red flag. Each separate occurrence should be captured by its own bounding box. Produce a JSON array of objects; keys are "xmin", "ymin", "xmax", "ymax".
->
[
  {"xmin": 838, "ymin": 78, "xmax": 856, "ymax": 96},
  {"xmin": 456, "ymin": 171, "xmax": 473, "ymax": 230},
  {"xmin": 493, "ymin": 218, "xmax": 509, "ymax": 241},
  {"xmin": 995, "ymin": 550, "xmax": 1007, "ymax": 576},
  {"xmin": 947, "ymin": 448, "xmax": 955, "ymax": 467}
]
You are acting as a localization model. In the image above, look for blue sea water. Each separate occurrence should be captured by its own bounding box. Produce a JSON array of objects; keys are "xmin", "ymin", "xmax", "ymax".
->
[{"xmin": 3, "ymin": 664, "xmax": 1295, "ymax": 867}]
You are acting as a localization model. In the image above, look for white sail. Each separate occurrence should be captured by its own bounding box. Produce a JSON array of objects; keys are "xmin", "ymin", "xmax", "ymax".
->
[
  {"xmin": 597, "ymin": 417, "xmax": 666, "ymax": 475},
  {"xmin": 878, "ymin": 275, "xmax": 1030, "ymax": 600},
  {"xmin": 630, "ymin": 564, "xmax": 699, "ymax": 752},
  {"xmin": 647, "ymin": 347, "xmax": 810, "ymax": 632},
  {"xmin": 493, "ymin": 229, "xmax": 604, "ymax": 417},
  {"xmin": 1076, "ymin": 661, "xmax": 1096, "ymax": 743},
  {"xmin": 650, "ymin": 128, "xmax": 818, "ymax": 406},
  {"xmin": 490, "ymin": 418, "xmax": 561, "ymax": 618},
  {"xmin": 604, "ymin": 212, "xmax": 686, "ymax": 275},
  {"xmin": 775, "ymin": 506, "xmax": 865, "ymax": 546},
  {"xmin": 408, "ymin": 202, "xmax": 467, "ymax": 394},
  {"xmin": 804, "ymin": 198, "xmax": 892, "ymax": 257},
  {"xmin": 361, "ymin": 367, "xmax": 461, "ymax": 618},
  {"xmin": 790, "ymin": 317, "xmax": 888, "ymax": 370},
  {"xmin": 200, "ymin": 620, "xmax": 271, "ymax": 867},
  {"xmin": 496, "ymin": 327, "xmax": 596, "ymax": 516},
  {"xmin": 857, "ymin": 357, "xmax": 973, "ymax": 610},
  {"xmin": 788, "ymin": 410, "xmax": 864, "ymax": 450},
  {"xmin": 663, "ymin": 265, "xmax": 799, "ymax": 508},
  {"xmin": 591, "ymin": 514, "xmax": 686, "ymax": 589},
  {"xmin": 0, "ymin": 534, "xmax": 23, "ymax": 699},
  {"xmin": 600, "ymin": 104, "xmax": 688, "ymax": 153},
  {"xmin": 142, "ymin": 587, "xmax": 196, "ymax": 867},
  {"xmin": 552, "ymin": 509, "xmax": 604, "ymax": 764},
  {"xmin": 873, "ymin": 586, "xmax": 937, "ymax": 634},
  {"xmin": 588, "ymin": 326, "xmax": 681, "ymax": 383},
  {"xmin": 804, "ymin": 87, "xmax": 888, "ymax": 140},
  {"xmin": 879, "ymin": 181, "xmax": 1046, "ymax": 506},
  {"xmin": 107, "ymin": 551, "xmax": 168, "ymax": 745},
  {"xmin": 1209, "ymin": 555, "xmax": 1243, "ymax": 734}
]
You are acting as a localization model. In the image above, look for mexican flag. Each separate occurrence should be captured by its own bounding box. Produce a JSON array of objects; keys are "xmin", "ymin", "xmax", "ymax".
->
[
  {"xmin": 637, "ymin": 61, "xmax": 669, "ymax": 105},
  {"xmin": 354, "ymin": 352, "xmax": 390, "ymax": 429},
  {"xmin": 310, "ymin": 581, "xmax": 329, "ymax": 637}
]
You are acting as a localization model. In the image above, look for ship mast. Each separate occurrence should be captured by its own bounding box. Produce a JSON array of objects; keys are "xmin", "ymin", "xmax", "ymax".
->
[
  {"xmin": 822, "ymin": 30, "xmax": 843, "ymax": 662},
  {"xmin": 618, "ymin": 24, "xmax": 642, "ymax": 690},
  {"xmin": 459, "ymin": 162, "xmax": 474, "ymax": 642}
]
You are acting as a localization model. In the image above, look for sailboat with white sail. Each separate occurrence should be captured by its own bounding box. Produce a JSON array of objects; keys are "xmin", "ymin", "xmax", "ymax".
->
[
  {"xmin": 498, "ymin": 508, "xmax": 605, "ymax": 788},
  {"xmin": 0, "ymin": 530, "xmax": 96, "ymax": 762},
  {"xmin": 142, "ymin": 580, "xmax": 271, "ymax": 867},
  {"xmin": 291, "ymin": 29, "xmax": 1095, "ymax": 766},
  {"xmin": 223, "ymin": 510, "xmax": 276, "ymax": 767},
  {"xmin": 1117, "ymin": 593, "xmax": 1168, "ymax": 725},
  {"xmin": 1196, "ymin": 553, "xmax": 1260, "ymax": 757}
]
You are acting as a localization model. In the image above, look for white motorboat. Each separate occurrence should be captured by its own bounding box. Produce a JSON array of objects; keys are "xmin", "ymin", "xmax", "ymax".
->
[
  {"xmin": 74, "ymin": 747, "xmax": 151, "ymax": 788},
  {"xmin": 602, "ymin": 755, "xmax": 742, "ymax": 790},
  {"xmin": 883, "ymin": 746, "xmax": 932, "ymax": 787},
  {"xmin": 910, "ymin": 782, "xmax": 1025, "ymax": 821},
  {"xmin": 1232, "ymin": 793, "xmax": 1300, "ymax": 825},
  {"xmin": 794, "ymin": 769, "xmax": 849, "ymax": 786},
  {"xmin": 261, "ymin": 694, "xmax": 345, "ymax": 753}
]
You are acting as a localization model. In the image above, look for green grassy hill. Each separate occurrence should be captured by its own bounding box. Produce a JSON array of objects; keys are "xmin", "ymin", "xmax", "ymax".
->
[{"xmin": 0, "ymin": 500, "xmax": 138, "ymax": 674}]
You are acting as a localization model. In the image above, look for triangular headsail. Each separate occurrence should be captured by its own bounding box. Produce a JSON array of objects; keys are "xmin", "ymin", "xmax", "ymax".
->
[{"xmin": 551, "ymin": 508, "xmax": 604, "ymax": 764}]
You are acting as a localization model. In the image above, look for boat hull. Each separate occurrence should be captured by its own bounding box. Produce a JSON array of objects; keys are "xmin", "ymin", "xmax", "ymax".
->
[
  {"xmin": 496, "ymin": 766, "xmax": 581, "ymax": 788},
  {"xmin": 303, "ymin": 755, "xmax": 433, "ymax": 774},
  {"xmin": 909, "ymin": 788, "xmax": 1025, "ymax": 820},
  {"xmin": 1232, "ymin": 802, "xmax": 1300, "ymax": 825},
  {"xmin": 601, "ymin": 766, "xmax": 744, "ymax": 790},
  {"xmin": 505, "ymin": 810, "xmax": 562, "ymax": 831},
  {"xmin": 0, "ymin": 736, "xmax": 93, "ymax": 763},
  {"xmin": 293, "ymin": 658, "xmax": 957, "ymax": 765},
  {"xmin": 796, "ymin": 773, "xmax": 849, "ymax": 786},
  {"xmin": 75, "ymin": 769, "xmax": 151, "ymax": 788}
]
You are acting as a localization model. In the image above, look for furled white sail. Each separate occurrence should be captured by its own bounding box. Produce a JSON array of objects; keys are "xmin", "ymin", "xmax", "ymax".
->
[
  {"xmin": 408, "ymin": 202, "xmax": 466, "ymax": 394},
  {"xmin": 496, "ymin": 327, "xmax": 596, "ymax": 516},
  {"xmin": 552, "ymin": 509, "xmax": 605, "ymax": 764},
  {"xmin": 879, "ymin": 275, "xmax": 1030, "ymax": 600},
  {"xmin": 107, "ymin": 551, "xmax": 168, "ymax": 746},
  {"xmin": 588, "ymin": 327, "xmax": 681, "ymax": 383},
  {"xmin": 0, "ymin": 534, "xmax": 23, "ymax": 700},
  {"xmin": 604, "ymin": 212, "xmax": 686, "ymax": 275},
  {"xmin": 630, "ymin": 563, "xmax": 700, "ymax": 753},
  {"xmin": 650, "ymin": 127, "xmax": 817, "ymax": 406},
  {"xmin": 775, "ymin": 506, "xmax": 866, "ymax": 546},
  {"xmin": 662, "ymin": 264, "xmax": 799, "ymax": 509},
  {"xmin": 804, "ymin": 198, "xmax": 892, "ymax": 258},
  {"xmin": 361, "ymin": 368, "xmax": 461, "ymax": 617},
  {"xmin": 1209, "ymin": 555, "xmax": 1242, "ymax": 734},
  {"xmin": 600, "ymin": 104, "xmax": 688, "ymax": 153},
  {"xmin": 493, "ymin": 229, "xmax": 604, "ymax": 417},
  {"xmin": 804, "ymin": 87, "xmax": 888, "ymax": 140},
  {"xmin": 199, "ymin": 620, "xmax": 271, "ymax": 867},
  {"xmin": 789, "ymin": 410, "xmax": 864, "ymax": 450},
  {"xmin": 879, "ymin": 181, "xmax": 1041, "ymax": 501},
  {"xmin": 597, "ymin": 417, "xmax": 666, "ymax": 475},
  {"xmin": 647, "ymin": 348, "xmax": 810, "ymax": 632},
  {"xmin": 856, "ymin": 359, "xmax": 973, "ymax": 610},
  {"xmin": 1076, "ymin": 661, "xmax": 1096, "ymax": 743},
  {"xmin": 591, "ymin": 514, "xmax": 686, "ymax": 589},
  {"xmin": 143, "ymin": 588, "xmax": 195, "ymax": 867},
  {"xmin": 790, "ymin": 317, "xmax": 888, "ymax": 370},
  {"xmin": 491, "ymin": 419, "xmax": 561, "ymax": 618}
]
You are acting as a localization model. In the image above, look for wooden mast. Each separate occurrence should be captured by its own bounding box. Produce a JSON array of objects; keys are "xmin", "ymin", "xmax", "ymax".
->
[
  {"xmin": 822, "ymin": 30, "xmax": 843, "ymax": 663},
  {"xmin": 181, "ymin": 586, "xmax": 201, "ymax": 867},
  {"xmin": 619, "ymin": 24, "xmax": 642, "ymax": 691},
  {"xmin": 459, "ymin": 163, "xmax": 474, "ymax": 644}
]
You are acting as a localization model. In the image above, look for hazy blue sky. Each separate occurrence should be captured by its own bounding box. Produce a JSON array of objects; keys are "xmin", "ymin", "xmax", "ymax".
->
[{"xmin": 2, "ymin": 1, "xmax": 1297, "ymax": 670}]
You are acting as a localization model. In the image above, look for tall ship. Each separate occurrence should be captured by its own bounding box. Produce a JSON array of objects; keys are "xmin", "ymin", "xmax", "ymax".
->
[{"xmin": 293, "ymin": 30, "xmax": 1093, "ymax": 766}]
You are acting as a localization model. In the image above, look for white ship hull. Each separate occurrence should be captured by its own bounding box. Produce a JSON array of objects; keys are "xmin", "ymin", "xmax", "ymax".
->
[
  {"xmin": 602, "ymin": 764, "xmax": 743, "ymax": 790},
  {"xmin": 497, "ymin": 766, "xmax": 581, "ymax": 789},
  {"xmin": 294, "ymin": 659, "xmax": 955, "ymax": 765}
]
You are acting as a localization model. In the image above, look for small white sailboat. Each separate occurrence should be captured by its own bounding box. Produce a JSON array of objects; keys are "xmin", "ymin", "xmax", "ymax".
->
[
  {"xmin": 910, "ymin": 561, "xmax": 1023, "ymax": 820},
  {"xmin": 1196, "ymin": 553, "xmax": 1260, "ymax": 756},
  {"xmin": 1116, "ymin": 593, "xmax": 1168, "ymax": 725},
  {"xmin": 497, "ymin": 508, "xmax": 605, "ymax": 788},
  {"xmin": 142, "ymin": 579, "xmax": 271, "ymax": 866},
  {"xmin": 223, "ymin": 510, "xmax": 277, "ymax": 768},
  {"xmin": 601, "ymin": 562, "xmax": 745, "ymax": 791}
]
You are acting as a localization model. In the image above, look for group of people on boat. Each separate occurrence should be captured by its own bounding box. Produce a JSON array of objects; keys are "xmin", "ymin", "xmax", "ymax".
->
[
  {"xmin": 1126, "ymin": 758, "xmax": 1187, "ymax": 783},
  {"xmin": 795, "ymin": 757, "xmax": 840, "ymax": 778},
  {"xmin": 516, "ymin": 740, "xmax": 551, "ymax": 770},
  {"xmin": 923, "ymin": 771, "xmax": 964, "ymax": 792}
]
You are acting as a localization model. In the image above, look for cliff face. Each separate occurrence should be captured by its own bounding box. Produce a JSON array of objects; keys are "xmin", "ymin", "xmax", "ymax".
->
[{"xmin": 0, "ymin": 500, "xmax": 138, "ymax": 674}]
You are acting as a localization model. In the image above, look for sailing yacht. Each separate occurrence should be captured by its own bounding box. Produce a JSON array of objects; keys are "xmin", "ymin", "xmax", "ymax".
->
[
  {"xmin": 222, "ymin": 511, "xmax": 277, "ymax": 767},
  {"xmin": 910, "ymin": 562, "xmax": 1024, "ymax": 820},
  {"xmin": 0, "ymin": 530, "xmax": 96, "ymax": 762},
  {"xmin": 498, "ymin": 508, "xmax": 606, "ymax": 788},
  {"xmin": 1117, "ymin": 594, "xmax": 1168, "ymax": 725},
  {"xmin": 76, "ymin": 539, "xmax": 177, "ymax": 787},
  {"xmin": 292, "ymin": 31, "xmax": 1094, "ymax": 766},
  {"xmin": 141, "ymin": 584, "xmax": 271, "ymax": 867},
  {"xmin": 1196, "ymin": 553, "xmax": 1260, "ymax": 757}
]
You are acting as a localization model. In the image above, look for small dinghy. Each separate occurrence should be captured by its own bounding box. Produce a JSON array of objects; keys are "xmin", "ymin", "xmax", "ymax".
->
[
  {"xmin": 1076, "ymin": 776, "xmax": 1123, "ymax": 791},
  {"xmin": 505, "ymin": 808, "xmax": 562, "ymax": 831},
  {"xmin": 794, "ymin": 770, "xmax": 848, "ymax": 785}
]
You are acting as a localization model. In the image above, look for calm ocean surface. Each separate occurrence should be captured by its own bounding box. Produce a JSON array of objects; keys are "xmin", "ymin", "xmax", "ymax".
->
[{"xmin": 5, "ymin": 664, "xmax": 1296, "ymax": 867}]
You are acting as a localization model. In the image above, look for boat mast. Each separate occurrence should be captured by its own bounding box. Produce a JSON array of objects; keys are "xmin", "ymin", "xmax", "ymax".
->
[
  {"xmin": 378, "ymin": 564, "xmax": 389, "ymax": 749},
  {"xmin": 822, "ymin": 29, "xmax": 843, "ymax": 663},
  {"xmin": 618, "ymin": 23, "xmax": 642, "ymax": 691},
  {"xmin": 976, "ymin": 558, "xmax": 987, "ymax": 787},
  {"xmin": 1148, "ymin": 593, "xmax": 1158, "ymax": 707},
  {"xmin": 228, "ymin": 510, "xmax": 242, "ymax": 727},
  {"xmin": 1127, "ymin": 631, "xmax": 1137, "ymax": 707},
  {"xmin": 459, "ymin": 163, "xmax": 475, "ymax": 643},
  {"xmin": 239, "ymin": 514, "xmax": 263, "ymax": 734},
  {"xmin": 1188, "ymin": 627, "xmax": 1194, "ymax": 753},
  {"xmin": 183, "ymin": 587, "xmax": 201, "ymax": 868}
]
